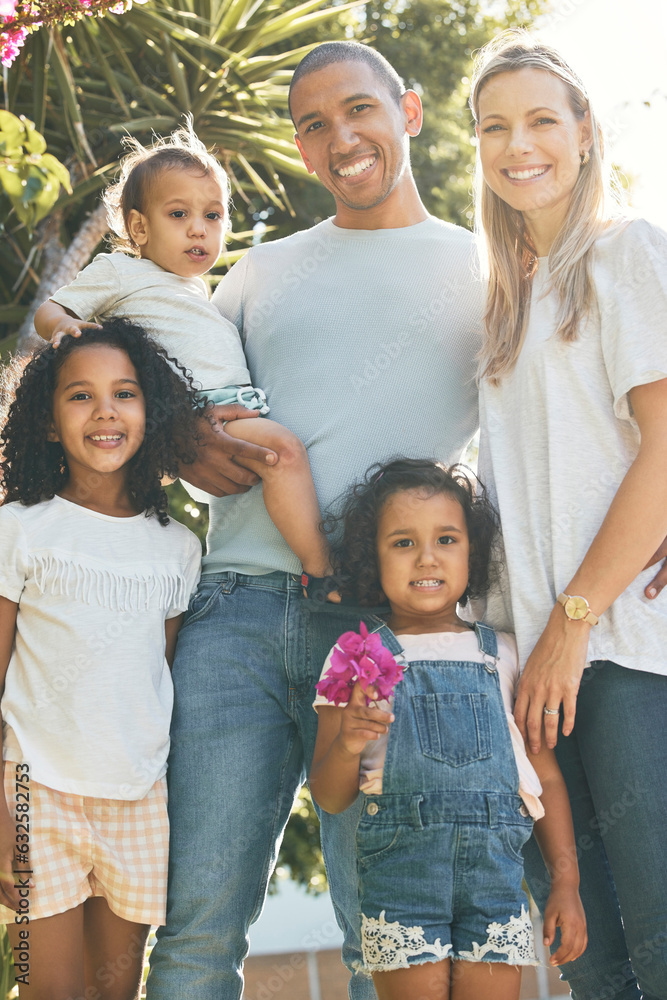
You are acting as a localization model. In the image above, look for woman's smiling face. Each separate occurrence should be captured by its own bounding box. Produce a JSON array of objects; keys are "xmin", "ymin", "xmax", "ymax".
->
[{"xmin": 477, "ymin": 67, "xmax": 591, "ymax": 238}]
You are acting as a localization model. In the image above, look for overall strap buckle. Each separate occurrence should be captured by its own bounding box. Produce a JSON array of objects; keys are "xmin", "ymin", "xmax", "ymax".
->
[{"xmin": 474, "ymin": 621, "xmax": 499, "ymax": 673}]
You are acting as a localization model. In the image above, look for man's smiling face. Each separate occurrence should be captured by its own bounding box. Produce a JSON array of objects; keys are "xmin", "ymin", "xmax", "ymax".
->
[{"xmin": 291, "ymin": 60, "xmax": 421, "ymax": 227}]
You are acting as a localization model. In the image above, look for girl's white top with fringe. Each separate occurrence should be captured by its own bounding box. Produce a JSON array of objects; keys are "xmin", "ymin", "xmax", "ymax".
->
[{"xmin": 0, "ymin": 496, "xmax": 201, "ymax": 799}]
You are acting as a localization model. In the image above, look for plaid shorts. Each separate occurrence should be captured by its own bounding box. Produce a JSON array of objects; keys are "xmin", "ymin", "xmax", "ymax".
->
[{"xmin": 0, "ymin": 766, "xmax": 169, "ymax": 926}]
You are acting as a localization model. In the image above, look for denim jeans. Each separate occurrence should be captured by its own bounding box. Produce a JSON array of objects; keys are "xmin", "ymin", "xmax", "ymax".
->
[
  {"xmin": 523, "ymin": 661, "xmax": 667, "ymax": 1000},
  {"xmin": 146, "ymin": 572, "xmax": 379, "ymax": 999}
]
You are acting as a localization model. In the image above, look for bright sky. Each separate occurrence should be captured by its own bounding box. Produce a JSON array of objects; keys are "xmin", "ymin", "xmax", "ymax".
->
[{"xmin": 536, "ymin": 0, "xmax": 667, "ymax": 228}]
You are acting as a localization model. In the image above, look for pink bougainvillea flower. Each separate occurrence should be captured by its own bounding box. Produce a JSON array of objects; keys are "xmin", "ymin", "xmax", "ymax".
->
[
  {"xmin": 316, "ymin": 622, "xmax": 404, "ymax": 706},
  {"xmin": 0, "ymin": 0, "xmax": 144, "ymax": 66},
  {"xmin": 0, "ymin": 24, "xmax": 27, "ymax": 67}
]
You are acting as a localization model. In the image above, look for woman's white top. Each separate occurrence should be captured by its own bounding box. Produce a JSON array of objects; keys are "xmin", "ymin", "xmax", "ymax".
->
[
  {"xmin": 0, "ymin": 497, "xmax": 201, "ymax": 799},
  {"xmin": 314, "ymin": 630, "xmax": 544, "ymax": 820},
  {"xmin": 479, "ymin": 219, "xmax": 667, "ymax": 674}
]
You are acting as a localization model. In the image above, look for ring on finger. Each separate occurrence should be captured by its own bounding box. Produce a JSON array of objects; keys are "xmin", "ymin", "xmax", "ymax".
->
[{"xmin": 543, "ymin": 706, "xmax": 559, "ymax": 716}]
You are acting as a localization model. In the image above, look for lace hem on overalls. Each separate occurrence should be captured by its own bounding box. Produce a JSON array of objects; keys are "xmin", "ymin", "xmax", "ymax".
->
[
  {"xmin": 360, "ymin": 911, "xmax": 453, "ymax": 971},
  {"xmin": 456, "ymin": 904, "xmax": 539, "ymax": 965},
  {"xmin": 360, "ymin": 904, "xmax": 539, "ymax": 970}
]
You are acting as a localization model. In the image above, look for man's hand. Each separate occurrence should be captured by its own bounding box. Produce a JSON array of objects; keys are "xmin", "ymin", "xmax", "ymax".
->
[
  {"xmin": 181, "ymin": 404, "xmax": 278, "ymax": 497},
  {"xmin": 644, "ymin": 536, "xmax": 667, "ymax": 599}
]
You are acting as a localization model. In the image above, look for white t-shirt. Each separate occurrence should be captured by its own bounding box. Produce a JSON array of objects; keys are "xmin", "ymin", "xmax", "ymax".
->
[
  {"xmin": 0, "ymin": 497, "xmax": 201, "ymax": 799},
  {"xmin": 314, "ymin": 629, "xmax": 543, "ymax": 820},
  {"xmin": 51, "ymin": 252, "xmax": 250, "ymax": 391},
  {"xmin": 479, "ymin": 219, "xmax": 667, "ymax": 673}
]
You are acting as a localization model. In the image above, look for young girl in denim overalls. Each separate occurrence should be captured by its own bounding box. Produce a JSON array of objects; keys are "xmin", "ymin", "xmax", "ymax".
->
[{"xmin": 310, "ymin": 459, "xmax": 587, "ymax": 1000}]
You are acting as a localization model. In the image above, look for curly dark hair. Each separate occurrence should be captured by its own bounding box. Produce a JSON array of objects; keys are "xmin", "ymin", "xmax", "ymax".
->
[
  {"xmin": 328, "ymin": 458, "xmax": 500, "ymax": 607},
  {"xmin": 0, "ymin": 318, "xmax": 206, "ymax": 525}
]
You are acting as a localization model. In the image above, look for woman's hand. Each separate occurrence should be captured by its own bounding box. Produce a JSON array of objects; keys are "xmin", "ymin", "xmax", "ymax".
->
[
  {"xmin": 514, "ymin": 604, "xmax": 592, "ymax": 754},
  {"xmin": 543, "ymin": 882, "xmax": 588, "ymax": 967}
]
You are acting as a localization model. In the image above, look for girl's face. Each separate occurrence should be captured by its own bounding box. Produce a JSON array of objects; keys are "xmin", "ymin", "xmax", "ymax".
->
[
  {"xmin": 477, "ymin": 67, "xmax": 591, "ymax": 240},
  {"xmin": 48, "ymin": 344, "xmax": 146, "ymax": 489},
  {"xmin": 376, "ymin": 488, "xmax": 470, "ymax": 633},
  {"xmin": 127, "ymin": 166, "xmax": 227, "ymax": 278}
]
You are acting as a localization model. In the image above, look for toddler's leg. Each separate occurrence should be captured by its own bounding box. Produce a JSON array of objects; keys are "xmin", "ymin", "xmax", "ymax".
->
[
  {"xmin": 7, "ymin": 905, "xmax": 86, "ymax": 999},
  {"xmin": 224, "ymin": 417, "xmax": 332, "ymax": 578},
  {"xmin": 83, "ymin": 897, "xmax": 150, "ymax": 1000}
]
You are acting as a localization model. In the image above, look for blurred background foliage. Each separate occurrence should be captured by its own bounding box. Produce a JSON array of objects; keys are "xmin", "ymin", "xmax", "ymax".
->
[{"xmin": 0, "ymin": 0, "xmax": 546, "ymax": 916}]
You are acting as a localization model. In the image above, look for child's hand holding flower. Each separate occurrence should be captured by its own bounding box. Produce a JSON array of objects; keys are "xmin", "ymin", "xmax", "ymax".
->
[{"xmin": 337, "ymin": 681, "xmax": 395, "ymax": 758}]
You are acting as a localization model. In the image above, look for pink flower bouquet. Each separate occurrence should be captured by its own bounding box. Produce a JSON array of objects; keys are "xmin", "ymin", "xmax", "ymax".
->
[{"xmin": 316, "ymin": 622, "xmax": 404, "ymax": 706}]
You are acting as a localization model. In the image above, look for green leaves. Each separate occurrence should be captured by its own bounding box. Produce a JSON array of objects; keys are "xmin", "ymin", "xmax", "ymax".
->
[{"xmin": 0, "ymin": 111, "xmax": 72, "ymax": 230}]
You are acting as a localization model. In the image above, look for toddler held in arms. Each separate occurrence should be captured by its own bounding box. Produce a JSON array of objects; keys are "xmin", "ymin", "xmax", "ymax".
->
[{"xmin": 34, "ymin": 120, "xmax": 332, "ymax": 588}]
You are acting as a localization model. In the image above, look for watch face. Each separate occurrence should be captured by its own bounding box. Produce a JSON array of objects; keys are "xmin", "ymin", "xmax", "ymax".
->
[{"xmin": 565, "ymin": 596, "xmax": 588, "ymax": 620}]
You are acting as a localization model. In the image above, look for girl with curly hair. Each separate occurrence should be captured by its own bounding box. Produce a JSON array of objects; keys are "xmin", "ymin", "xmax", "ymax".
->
[
  {"xmin": 0, "ymin": 319, "xmax": 202, "ymax": 999},
  {"xmin": 310, "ymin": 459, "xmax": 586, "ymax": 1000}
]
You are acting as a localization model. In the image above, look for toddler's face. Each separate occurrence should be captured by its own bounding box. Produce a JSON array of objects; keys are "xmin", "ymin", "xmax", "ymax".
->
[
  {"xmin": 376, "ymin": 488, "xmax": 470, "ymax": 632},
  {"xmin": 129, "ymin": 166, "xmax": 227, "ymax": 278}
]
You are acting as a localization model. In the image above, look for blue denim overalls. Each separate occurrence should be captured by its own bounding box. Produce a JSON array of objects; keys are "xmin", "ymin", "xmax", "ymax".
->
[{"xmin": 356, "ymin": 621, "xmax": 538, "ymax": 971}]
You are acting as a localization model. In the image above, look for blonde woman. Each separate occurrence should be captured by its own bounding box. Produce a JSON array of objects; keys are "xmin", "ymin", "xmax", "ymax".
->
[{"xmin": 470, "ymin": 32, "xmax": 667, "ymax": 998}]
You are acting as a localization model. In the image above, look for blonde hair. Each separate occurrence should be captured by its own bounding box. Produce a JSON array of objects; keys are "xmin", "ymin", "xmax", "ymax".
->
[
  {"xmin": 469, "ymin": 31, "xmax": 624, "ymax": 381},
  {"xmin": 103, "ymin": 116, "xmax": 230, "ymax": 255}
]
